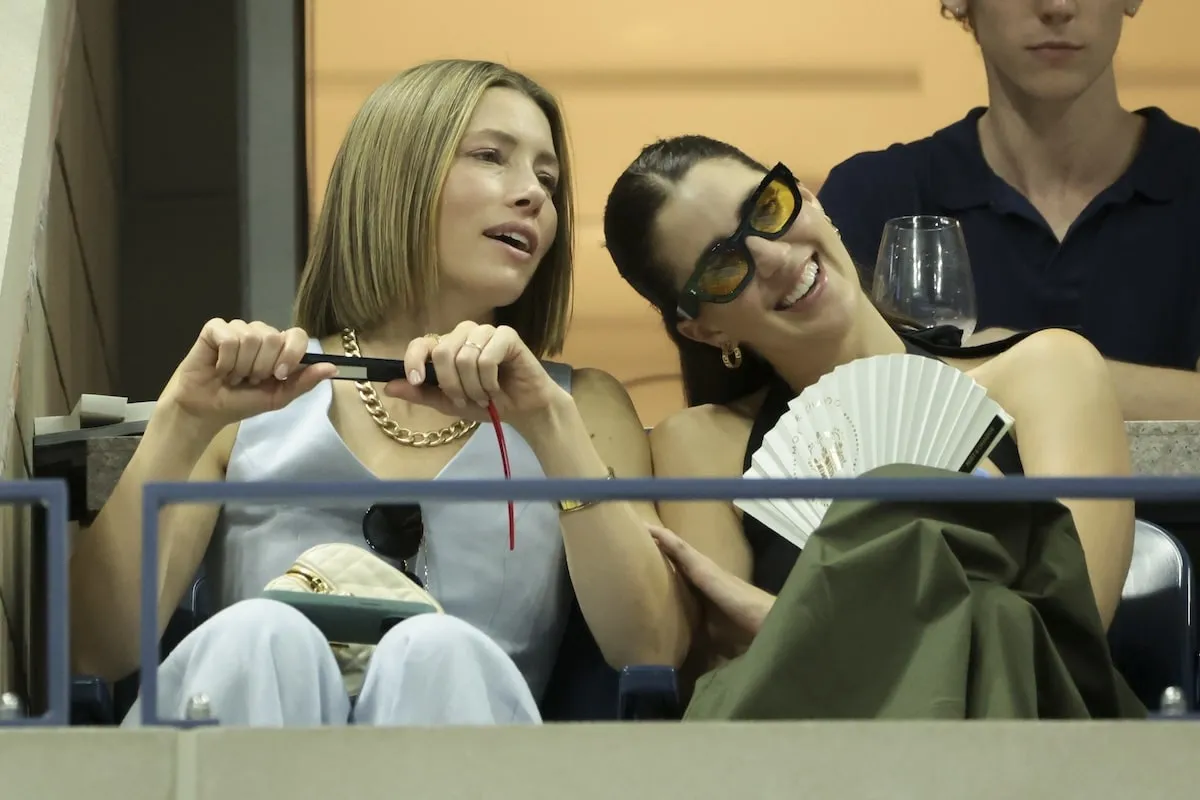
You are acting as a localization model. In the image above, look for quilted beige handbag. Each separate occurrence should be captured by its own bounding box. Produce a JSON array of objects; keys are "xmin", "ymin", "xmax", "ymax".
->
[{"xmin": 264, "ymin": 542, "xmax": 443, "ymax": 695}]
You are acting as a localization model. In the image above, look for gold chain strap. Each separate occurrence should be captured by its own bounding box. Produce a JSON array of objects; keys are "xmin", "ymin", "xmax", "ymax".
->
[{"xmin": 342, "ymin": 328, "xmax": 479, "ymax": 448}]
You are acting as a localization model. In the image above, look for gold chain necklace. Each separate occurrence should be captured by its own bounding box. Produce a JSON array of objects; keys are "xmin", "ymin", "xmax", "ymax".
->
[{"xmin": 342, "ymin": 328, "xmax": 479, "ymax": 448}]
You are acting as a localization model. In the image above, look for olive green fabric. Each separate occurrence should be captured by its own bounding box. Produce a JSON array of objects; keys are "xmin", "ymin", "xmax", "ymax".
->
[{"xmin": 686, "ymin": 464, "xmax": 1146, "ymax": 720}]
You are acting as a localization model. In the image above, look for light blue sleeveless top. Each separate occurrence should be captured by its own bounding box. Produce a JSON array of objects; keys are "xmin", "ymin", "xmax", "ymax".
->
[{"xmin": 206, "ymin": 338, "xmax": 574, "ymax": 700}]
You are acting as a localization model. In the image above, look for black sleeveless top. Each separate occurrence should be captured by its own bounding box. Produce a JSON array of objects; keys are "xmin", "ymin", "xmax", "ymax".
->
[{"xmin": 741, "ymin": 325, "xmax": 1028, "ymax": 596}]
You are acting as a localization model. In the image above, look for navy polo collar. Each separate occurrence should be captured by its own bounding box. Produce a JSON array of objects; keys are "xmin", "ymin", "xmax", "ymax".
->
[{"xmin": 933, "ymin": 105, "xmax": 1185, "ymax": 212}]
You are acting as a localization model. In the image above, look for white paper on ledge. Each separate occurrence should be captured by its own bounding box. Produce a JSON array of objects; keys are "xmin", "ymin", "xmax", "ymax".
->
[{"xmin": 33, "ymin": 395, "xmax": 157, "ymax": 436}]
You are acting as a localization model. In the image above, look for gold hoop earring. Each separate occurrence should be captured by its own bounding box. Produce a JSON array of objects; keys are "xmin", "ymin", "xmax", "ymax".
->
[
  {"xmin": 721, "ymin": 344, "xmax": 743, "ymax": 370},
  {"xmin": 942, "ymin": 1, "xmax": 967, "ymax": 21}
]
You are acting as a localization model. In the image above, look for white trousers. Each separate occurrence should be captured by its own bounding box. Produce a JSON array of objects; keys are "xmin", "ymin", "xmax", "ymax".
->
[{"xmin": 120, "ymin": 598, "xmax": 542, "ymax": 727}]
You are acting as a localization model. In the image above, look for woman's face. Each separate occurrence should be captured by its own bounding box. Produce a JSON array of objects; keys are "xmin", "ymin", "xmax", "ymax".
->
[
  {"xmin": 653, "ymin": 157, "xmax": 863, "ymax": 359},
  {"xmin": 945, "ymin": 0, "xmax": 1136, "ymax": 102},
  {"xmin": 437, "ymin": 87, "xmax": 560, "ymax": 310}
]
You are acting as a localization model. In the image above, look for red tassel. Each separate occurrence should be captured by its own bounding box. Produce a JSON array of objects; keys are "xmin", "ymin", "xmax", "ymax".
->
[{"xmin": 487, "ymin": 401, "xmax": 514, "ymax": 550}]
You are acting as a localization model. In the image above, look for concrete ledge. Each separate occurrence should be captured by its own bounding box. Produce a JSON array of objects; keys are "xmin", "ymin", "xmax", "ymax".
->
[
  {"xmin": 1, "ymin": 721, "xmax": 1197, "ymax": 799},
  {"xmin": 1127, "ymin": 421, "xmax": 1200, "ymax": 475},
  {"xmin": 0, "ymin": 728, "xmax": 177, "ymax": 800}
]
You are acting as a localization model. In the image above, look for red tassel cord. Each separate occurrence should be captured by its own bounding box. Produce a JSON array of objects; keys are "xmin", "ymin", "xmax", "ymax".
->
[{"xmin": 486, "ymin": 400, "xmax": 514, "ymax": 550}]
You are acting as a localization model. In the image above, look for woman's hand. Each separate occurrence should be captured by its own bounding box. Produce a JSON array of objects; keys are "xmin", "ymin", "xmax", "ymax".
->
[
  {"xmin": 162, "ymin": 318, "xmax": 335, "ymax": 435},
  {"xmin": 383, "ymin": 321, "xmax": 569, "ymax": 430},
  {"xmin": 648, "ymin": 524, "xmax": 774, "ymax": 660}
]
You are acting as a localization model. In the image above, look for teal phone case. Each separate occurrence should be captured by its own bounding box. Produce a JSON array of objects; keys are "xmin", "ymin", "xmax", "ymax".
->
[{"xmin": 261, "ymin": 590, "xmax": 439, "ymax": 644}]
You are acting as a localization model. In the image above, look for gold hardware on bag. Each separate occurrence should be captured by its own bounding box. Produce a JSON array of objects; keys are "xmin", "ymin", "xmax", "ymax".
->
[
  {"xmin": 285, "ymin": 564, "xmax": 334, "ymax": 594},
  {"xmin": 265, "ymin": 543, "xmax": 445, "ymax": 696}
]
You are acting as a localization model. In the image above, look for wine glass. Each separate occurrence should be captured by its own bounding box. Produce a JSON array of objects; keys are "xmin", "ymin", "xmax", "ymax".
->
[{"xmin": 871, "ymin": 216, "xmax": 977, "ymax": 339}]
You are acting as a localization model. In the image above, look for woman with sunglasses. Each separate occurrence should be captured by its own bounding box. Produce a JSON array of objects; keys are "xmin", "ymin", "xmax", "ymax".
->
[
  {"xmin": 603, "ymin": 134, "xmax": 1135, "ymax": 674},
  {"xmin": 72, "ymin": 61, "xmax": 692, "ymax": 727}
]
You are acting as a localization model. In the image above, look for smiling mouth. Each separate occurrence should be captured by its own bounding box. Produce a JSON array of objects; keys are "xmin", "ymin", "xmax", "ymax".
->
[{"xmin": 775, "ymin": 255, "xmax": 821, "ymax": 310}]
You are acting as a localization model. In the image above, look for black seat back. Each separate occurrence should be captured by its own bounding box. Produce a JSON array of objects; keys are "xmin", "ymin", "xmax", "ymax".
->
[{"xmin": 540, "ymin": 598, "xmax": 622, "ymax": 721}]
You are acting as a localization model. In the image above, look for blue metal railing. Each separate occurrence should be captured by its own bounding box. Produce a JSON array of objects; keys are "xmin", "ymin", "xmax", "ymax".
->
[
  {"xmin": 135, "ymin": 474, "xmax": 1200, "ymax": 725},
  {"xmin": 5, "ymin": 473, "xmax": 1200, "ymax": 725},
  {"xmin": 0, "ymin": 479, "xmax": 70, "ymax": 727}
]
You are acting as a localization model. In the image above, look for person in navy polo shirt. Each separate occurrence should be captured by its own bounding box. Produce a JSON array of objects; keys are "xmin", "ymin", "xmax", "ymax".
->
[{"xmin": 818, "ymin": 0, "xmax": 1200, "ymax": 420}]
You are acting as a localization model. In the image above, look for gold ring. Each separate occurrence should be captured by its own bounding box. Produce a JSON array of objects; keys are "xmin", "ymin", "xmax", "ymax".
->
[
  {"xmin": 424, "ymin": 333, "xmax": 441, "ymax": 344},
  {"xmin": 464, "ymin": 341, "xmax": 484, "ymax": 351}
]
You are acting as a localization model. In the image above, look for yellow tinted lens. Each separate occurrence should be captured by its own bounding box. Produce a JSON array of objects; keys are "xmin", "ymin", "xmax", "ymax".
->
[
  {"xmin": 697, "ymin": 249, "xmax": 749, "ymax": 296},
  {"xmin": 749, "ymin": 180, "xmax": 796, "ymax": 234}
]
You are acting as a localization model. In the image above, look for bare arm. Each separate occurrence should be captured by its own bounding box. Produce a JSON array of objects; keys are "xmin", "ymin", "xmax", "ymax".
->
[
  {"xmin": 1102, "ymin": 359, "xmax": 1200, "ymax": 421},
  {"xmin": 71, "ymin": 320, "xmax": 327, "ymax": 680},
  {"xmin": 975, "ymin": 330, "xmax": 1135, "ymax": 628},
  {"xmin": 967, "ymin": 326, "xmax": 1200, "ymax": 420},
  {"xmin": 521, "ymin": 368, "xmax": 691, "ymax": 668},
  {"xmin": 649, "ymin": 406, "xmax": 755, "ymax": 584},
  {"xmin": 71, "ymin": 404, "xmax": 232, "ymax": 681},
  {"xmin": 649, "ymin": 407, "xmax": 774, "ymax": 660}
]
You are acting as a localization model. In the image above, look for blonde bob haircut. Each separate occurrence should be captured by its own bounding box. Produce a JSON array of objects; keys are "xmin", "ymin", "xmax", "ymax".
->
[{"xmin": 294, "ymin": 59, "xmax": 574, "ymax": 356}]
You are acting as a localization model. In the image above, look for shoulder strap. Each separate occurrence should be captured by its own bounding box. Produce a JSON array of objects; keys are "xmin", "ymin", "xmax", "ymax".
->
[
  {"xmin": 541, "ymin": 360, "xmax": 573, "ymax": 393},
  {"xmin": 898, "ymin": 324, "xmax": 1048, "ymax": 359}
]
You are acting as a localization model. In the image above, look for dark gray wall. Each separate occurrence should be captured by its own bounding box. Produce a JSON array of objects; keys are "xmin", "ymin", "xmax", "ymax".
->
[
  {"xmin": 118, "ymin": 0, "xmax": 306, "ymax": 402},
  {"xmin": 119, "ymin": 0, "xmax": 242, "ymax": 401}
]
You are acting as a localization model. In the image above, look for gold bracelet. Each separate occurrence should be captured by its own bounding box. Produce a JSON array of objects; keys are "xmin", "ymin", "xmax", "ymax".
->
[{"xmin": 558, "ymin": 467, "xmax": 616, "ymax": 514}]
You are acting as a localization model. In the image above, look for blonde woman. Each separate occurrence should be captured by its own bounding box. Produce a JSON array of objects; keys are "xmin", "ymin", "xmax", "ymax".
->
[{"xmin": 74, "ymin": 60, "xmax": 691, "ymax": 727}]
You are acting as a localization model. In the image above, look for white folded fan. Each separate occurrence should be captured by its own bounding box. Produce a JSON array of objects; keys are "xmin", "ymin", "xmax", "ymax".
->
[{"xmin": 734, "ymin": 353, "xmax": 1014, "ymax": 550}]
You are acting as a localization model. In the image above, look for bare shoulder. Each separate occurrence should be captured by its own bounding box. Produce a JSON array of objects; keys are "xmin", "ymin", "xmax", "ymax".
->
[
  {"xmin": 651, "ymin": 402, "xmax": 752, "ymax": 444},
  {"xmin": 969, "ymin": 329, "xmax": 1110, "ymax": 405},
  {"xmin": 567, "ymin": 367, "xmax": 647, "ymax": 435},
  {"xmin": 649, "ymin": 402, "xmax": 754, "ymax": 478},
  {"xmin": 566, "ymin": 367, "xmax": 648, "ymax": 448},
  {"xmin": 569, "ymin": 366, "xmax": 635, "ymax": 409},
  {"xmin": 974, "ymin": 328, "xmax": 1104, "ymax": 383}
]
